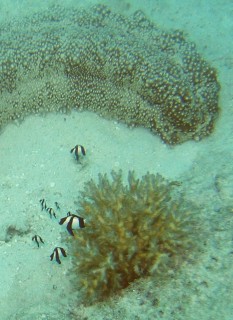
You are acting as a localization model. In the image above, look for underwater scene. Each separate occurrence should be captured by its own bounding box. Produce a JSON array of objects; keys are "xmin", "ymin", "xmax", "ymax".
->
[{"xmin": 0, "ymin": 0, "xmax": 232, "ymax": 319}]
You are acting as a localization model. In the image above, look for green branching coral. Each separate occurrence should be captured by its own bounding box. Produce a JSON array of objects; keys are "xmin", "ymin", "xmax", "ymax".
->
[{"xmin": 70, "ymin": 170, "xmax": 196, "ymax": 303}]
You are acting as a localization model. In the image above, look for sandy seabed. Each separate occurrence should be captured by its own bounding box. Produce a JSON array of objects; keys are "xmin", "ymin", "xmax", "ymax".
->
[{"xmin": 0, "ymin": 0, "xmax": 232, "ymax": 319}]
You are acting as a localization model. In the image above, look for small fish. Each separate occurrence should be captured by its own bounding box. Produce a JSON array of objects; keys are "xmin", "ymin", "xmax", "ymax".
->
[
  {"xmin": 50, "ymin": 247, "xmax": 67, "ymax": 264},
  {"xmin": 39, "ymin": 199, "xmax": 47, "ymax": 211},
  {"xmin": 55, "ymin": 201, "xmax": 60, "ymax": 210},
  {"xmin": 59, "ymin": 212, "xmax": 85, "ymax": 236},
  {"xmin": 46, "ymin": 207, "xmax": 57, "ymax": 218},
  {"xmin": 70, "ymin": 145, "xmax": 86, "ymax": 161},
  {"xmin": 32, "ymin": 235, "xmax": 44, "ymax": 247}
]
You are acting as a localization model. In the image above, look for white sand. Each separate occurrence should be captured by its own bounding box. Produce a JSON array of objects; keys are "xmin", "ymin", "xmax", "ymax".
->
[{"xmin": 0, "ymin": 0, "xmax": 232, "ymax": 319}]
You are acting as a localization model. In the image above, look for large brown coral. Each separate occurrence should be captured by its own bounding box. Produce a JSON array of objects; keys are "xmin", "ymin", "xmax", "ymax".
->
[
  {"xmin": 0, "ymin": 4, "xmax": 220, "ymax": 144},
  {"xmin": 69, "ymin": 170, "xmax": 197, "ymax": 304}
]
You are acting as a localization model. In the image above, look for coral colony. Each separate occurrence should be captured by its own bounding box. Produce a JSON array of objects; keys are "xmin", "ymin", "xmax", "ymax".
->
[
  {"xmin": 0, "ymin": 4, "xmax": 220, "ymax": 144},
  {"xmin": 36, "ymin": 167, "xmax": 197, "ymax": 304},
  {"xmin": 69, "ymin": 170, "xmax": 197, "ymax": 304}
]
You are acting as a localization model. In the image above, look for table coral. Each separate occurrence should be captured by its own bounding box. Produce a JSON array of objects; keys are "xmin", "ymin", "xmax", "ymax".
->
[
  {"xmin": 69, "ymin": 170, "xmax": 197, "ymax": 304},
  {"xmin": 0, "ymin": 4, "xmax": 220, "ymax": 144}
]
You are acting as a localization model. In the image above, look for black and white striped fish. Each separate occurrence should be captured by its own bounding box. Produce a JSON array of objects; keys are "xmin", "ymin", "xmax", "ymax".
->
[
  {"xmin": 32, "ymin": 235, "xmax": 44, "ymax": 247},
  {"xmin": 39, "ymin": 199, "xmax": 47, "ymax": 211},
  {"xmin": 46, "ymin": 207, "xmax": 57, "ymax": 219},
  {"xmin": 70, "ymin": 145, "xmax": 86, "ymax": 161},
  {"xmin": 59, "ymin": 212, "xmax": 85, "ymax": 236},
  {"xmin": 50, "ymin": 247, "xmax": 67, "ymax": 264}
]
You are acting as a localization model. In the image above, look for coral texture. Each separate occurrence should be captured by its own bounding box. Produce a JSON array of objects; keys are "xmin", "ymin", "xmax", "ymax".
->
[
  {"xmin": 0, "ymin": 4, "xmax": 220, "ymax": 144},
  {"xmin": 70, "ymin": 170, "xmax": 196, "ymax": 303}
]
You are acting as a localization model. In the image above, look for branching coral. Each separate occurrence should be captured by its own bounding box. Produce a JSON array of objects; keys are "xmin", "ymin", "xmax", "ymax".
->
[{"xmin": 69, "ymin": 170, "xmax": 197, "ymax": 304}]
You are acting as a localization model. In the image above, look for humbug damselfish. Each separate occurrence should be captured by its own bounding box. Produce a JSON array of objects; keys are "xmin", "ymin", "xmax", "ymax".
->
[{"xmin": 59, "ymin": 212, "xmax": 85, "ymax": 236}]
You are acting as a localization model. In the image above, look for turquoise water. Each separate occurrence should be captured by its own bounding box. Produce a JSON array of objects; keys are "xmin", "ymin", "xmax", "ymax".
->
[{"xmin": 0, "ymin": 1, "xmax": 232, "ymax": 319}]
